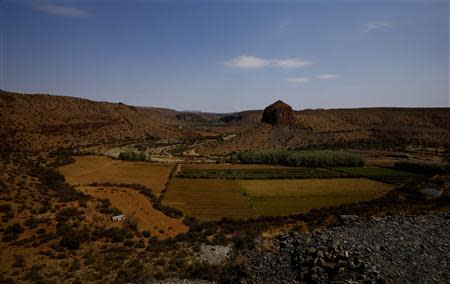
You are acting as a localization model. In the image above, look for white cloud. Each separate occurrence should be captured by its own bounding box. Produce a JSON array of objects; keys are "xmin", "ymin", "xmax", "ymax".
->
[
  {"xmin": 272, "ymin": 58, "xmax": 311, "ymax": 69},
  {"xmin": 226, "ymin": 56, "xmax": 269, "ymax": 69},
  {"xmin": 287, "ymin": 77, "xmax": 309, "ymax": 84},
  {"xmin": 226, "ymin": 55, "xmax": 311, "ymax": 69},
  {"xmin": 362, "ymin": 21, "xmax": 391, "ymax": 33},
  {"xmin": 317, "ymin": 74, "xmax": 338, "ymax": 80},
  {"xmin": 34, "ymin": 3, "xmax": 89, "ymax": 17}
]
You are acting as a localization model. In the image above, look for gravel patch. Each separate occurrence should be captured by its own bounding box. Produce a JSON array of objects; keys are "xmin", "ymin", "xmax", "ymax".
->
[{"xmin": 197, "ymin": 244, "xmax": 233, "ymax": 265}]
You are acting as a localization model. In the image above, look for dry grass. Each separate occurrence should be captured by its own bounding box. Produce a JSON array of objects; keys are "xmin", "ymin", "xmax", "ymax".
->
[
  {"xmin": 162, "ymin": 178, "xmax": 255, "ymax": 221},
  {"xmin": 59, "ymin": 155, "xmax": 172, "ymax": 196},
  {"xmin": 80, "ymin": 186, "xmax": 187, "ymax": 238},
  {"xmin": 238, "ymin": 178, "xmax": 393, "ymax": 216}
]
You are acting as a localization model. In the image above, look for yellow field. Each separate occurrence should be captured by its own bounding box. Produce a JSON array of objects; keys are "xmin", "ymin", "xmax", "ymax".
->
[
  {"xmin": 238, "ymin": 178, "xmax": 393, "ymax": 216},
  {"xmin": 80, "ymin": 186, "xmax": 187, "ymax": 238},
  {"xmin": 162, "ymin": 178, "xmax": 255, "ymax": 221},
  {"xmin": 59, "ymin": 155, "xmax": 172, "ymax": 195}
]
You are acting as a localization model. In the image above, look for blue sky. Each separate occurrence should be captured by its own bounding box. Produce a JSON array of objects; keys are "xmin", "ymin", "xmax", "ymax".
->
[{"xmin": 1, "ymin": 0, "xmax": 448, "ymax": 112}]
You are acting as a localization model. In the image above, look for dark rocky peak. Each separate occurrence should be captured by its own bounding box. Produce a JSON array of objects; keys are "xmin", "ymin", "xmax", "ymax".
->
[{"xmin": 262, "ymin": 100, "xmax": 296, "ymax": 125}]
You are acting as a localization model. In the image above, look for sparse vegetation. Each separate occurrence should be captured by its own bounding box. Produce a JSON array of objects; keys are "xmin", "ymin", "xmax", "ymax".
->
[{"xmin": 29, "ymin": 164, "xmax": 89, "ymax": 202}]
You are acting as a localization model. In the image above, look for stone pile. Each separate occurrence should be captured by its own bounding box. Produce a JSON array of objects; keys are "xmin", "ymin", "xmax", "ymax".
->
[{"xmin": 244, "ymin": 213, "xmax": 450, "ymax": 283}]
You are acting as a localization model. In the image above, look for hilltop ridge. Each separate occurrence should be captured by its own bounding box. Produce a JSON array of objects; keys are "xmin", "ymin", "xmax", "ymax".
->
[{"xmin": 1, "ymin": 91, "xmax": 449, "ymax": 156}]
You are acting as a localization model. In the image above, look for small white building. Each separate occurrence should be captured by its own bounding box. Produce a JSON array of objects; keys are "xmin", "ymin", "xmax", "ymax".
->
[{"xmin": 112, "ymin": 214, "xmax": 125, "ymax": 222}]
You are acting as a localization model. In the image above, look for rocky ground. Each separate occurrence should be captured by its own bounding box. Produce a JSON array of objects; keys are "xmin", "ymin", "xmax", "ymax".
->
[{"xmin": 245, "ymin": 212, "xmax": 450, "ymax": 283}]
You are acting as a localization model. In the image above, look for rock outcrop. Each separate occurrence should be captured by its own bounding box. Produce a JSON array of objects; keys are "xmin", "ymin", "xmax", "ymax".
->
[{"xmin": 261, "ymin": 100, "xmax": 296, "ymax": 126}]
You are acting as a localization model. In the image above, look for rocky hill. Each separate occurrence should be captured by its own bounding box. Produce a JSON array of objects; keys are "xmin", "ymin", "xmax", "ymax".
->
[
  {"xmin": 261, "ymin": 100, "xmax": 296, "ymax": 126},
  {"xmin": 0, "ymin": 90, "xmax": 194, "ymax": 152},
  {"xmin": 2, "ymin": 91, "xmax": 449, "ymax": 155},
  {"xmin": 202, "ymin": 101, "xmax": 450, "ymax": 155}
]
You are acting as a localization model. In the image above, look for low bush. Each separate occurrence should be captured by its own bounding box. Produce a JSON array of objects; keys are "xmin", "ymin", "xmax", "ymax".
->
[
  {"xmin": 59, "ymin": 235, "xmax": 81, "ymax": 250},
  {"xmin": 395, "ymin": 161, "xmax": 450, "ymax": 175},
  {"xmin": 0, "ymin": 204, "xmax": 12, "ymax": 213},
  {"xmin": 13, "ymin": 254, "xmax": 25, "ymax": 268},
  {"xmin": 125, "ymin": 215, "xmax": 139, "ymax": 231},
  {"xmin": 91, "ymin": 227, "xmax": 132, "ymax": 243},
  {"xmin": 2, "ymin": 223, "xmax": 24, "ymax": 242},
  {"xmin": 56, "ymin": 207, "xmax": 84, "ymax": 222},
  {"xmin": 36, "ymin": 228, "xmax": 46, "ymax": 235},
  {"xmin": 99, "ymin": 199, "xmax": 122, "ymax": 215},
  {"xmin": 29, "ymin": 164, "xmax": 89, "ymax": 202},
  {"xmin": 24, "ymin": 217, "xmax": 39, "ymax": 228},
  {"xmin": 58, "ymin": 226, "xmax": 90, "ymax": 250}
]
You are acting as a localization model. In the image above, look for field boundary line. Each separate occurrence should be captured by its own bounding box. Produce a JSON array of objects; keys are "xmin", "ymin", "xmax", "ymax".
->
[{"xmin": 235, "ymin": 180, "xmax": 257, "ymax": 214}]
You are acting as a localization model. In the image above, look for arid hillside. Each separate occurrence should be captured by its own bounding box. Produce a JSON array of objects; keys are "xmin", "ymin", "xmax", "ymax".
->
[
  {"xmin": 2, "ymin": 91, "xmax": 449, "ymax": 156},
  {"xmin": 0, "ymin": 90, "xmax": 198, "ymax": 152},
  {"xmin": 202, "ymin": 101, "xmax": 450, "ymax": 155}
]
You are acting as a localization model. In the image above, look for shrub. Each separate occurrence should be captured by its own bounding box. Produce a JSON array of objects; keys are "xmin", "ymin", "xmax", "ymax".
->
[
  {"xmin": 59, "ymin": 235, "xmax": 80, "ymax": 250},
  {"xmin": 24, "ymin": 217, "xmax": 39, "ymax": 228},
  {"xmin": 69, "ymin": 259, "xmax": 81, "ymax": 271},
  {"xmin": 231, "ymin": 231, "xmax": 256, "ymax": 250},
  {"xmin": 13, "ymin": 254, "xmax": 25, "ymax": 268},
  {"xmin": 123, "ymin": 239, "xmax": 134, "ymax": 247},
  {"xmin": 2, "ymin": 223, "xmax": 25, "ymax": 242},
  {"xmin": 395, "ymin": 161, "xmax": 450, "ymax": 175},
  {"xmin": 0, "ymin": 204, "xmax": 12, "ymax": 213},
  {"xmin": 91, "ymin": 227, "xmax": 129, "ymax": 243},
  {"xmin": 36, "ymin": 228, "xmax": 46, "ymax": 235},
  {"xmin": 125, "ymin": 215, "xmax": 139, "ymax": 231},
  {"xmin": 58, "ymin": 227, "xmax": 89, "ymax": 250},
  {"xmin": 56, "ymin": 207, "xmax": 84, "ymax": 222},
  {"xmin": 29, "ymin": 164, "xmax": 88, "ymax": 202}
]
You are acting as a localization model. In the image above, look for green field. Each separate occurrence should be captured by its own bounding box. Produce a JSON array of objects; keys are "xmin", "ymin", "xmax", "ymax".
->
[
  {"xmin": 162, "ymin": 176, "xmax": 393, "ymax": 220},
  {"xmin": 176, "ymin": 167, "xmax": 348, "ymax": 179},
  {"xmin": 162, "ymin": 178, "xmax": 255, "ymax": 220},
  {"xmin": 238, "ymin": 179, "xmax": 393, "ymax": 216},
  {"xmin": 333, "ymin": 167, "xmax": 424, "ymax": 185}
]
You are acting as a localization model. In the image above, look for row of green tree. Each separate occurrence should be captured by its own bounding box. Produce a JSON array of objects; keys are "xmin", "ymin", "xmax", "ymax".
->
[
  {"xmin": 118, "ymin": 151, "xmax": 148, "ymax": 161},
  {"xmin": 234, "ymin": 149, "xmax": 364, "ymax": 167}
]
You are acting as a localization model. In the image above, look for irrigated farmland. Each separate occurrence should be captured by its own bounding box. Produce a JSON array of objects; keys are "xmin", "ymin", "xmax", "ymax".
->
[
  {"xmin": 176, "ymin": 167, "xmax": 347, "ymax": 179},
  {"xmin": 59, "ymin": 155, "xmax": 173, "ymax": 195},
  {"xmin": 162, "ymin": 178, "xmax": 255, "ymax": 220},
  {"xmin": 238, "ymin": 178, "xmax": 394, "ymax": 216},
  {"xmin": 80, "ymin": 186, "xmax": 187, "ymax": 238},
  {"xmin": 333, "ymin": 167, "xmax": 424, "ymax": 185}
]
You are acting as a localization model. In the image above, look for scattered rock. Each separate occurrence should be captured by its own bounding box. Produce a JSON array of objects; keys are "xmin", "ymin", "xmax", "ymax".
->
[
  {"xmin": 244, "ymin": 213, "xmax": 450, "ymax": 284},
  {"xmin": 419, "ymin": 187, "xmax": 443, "ymax": 199}
]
